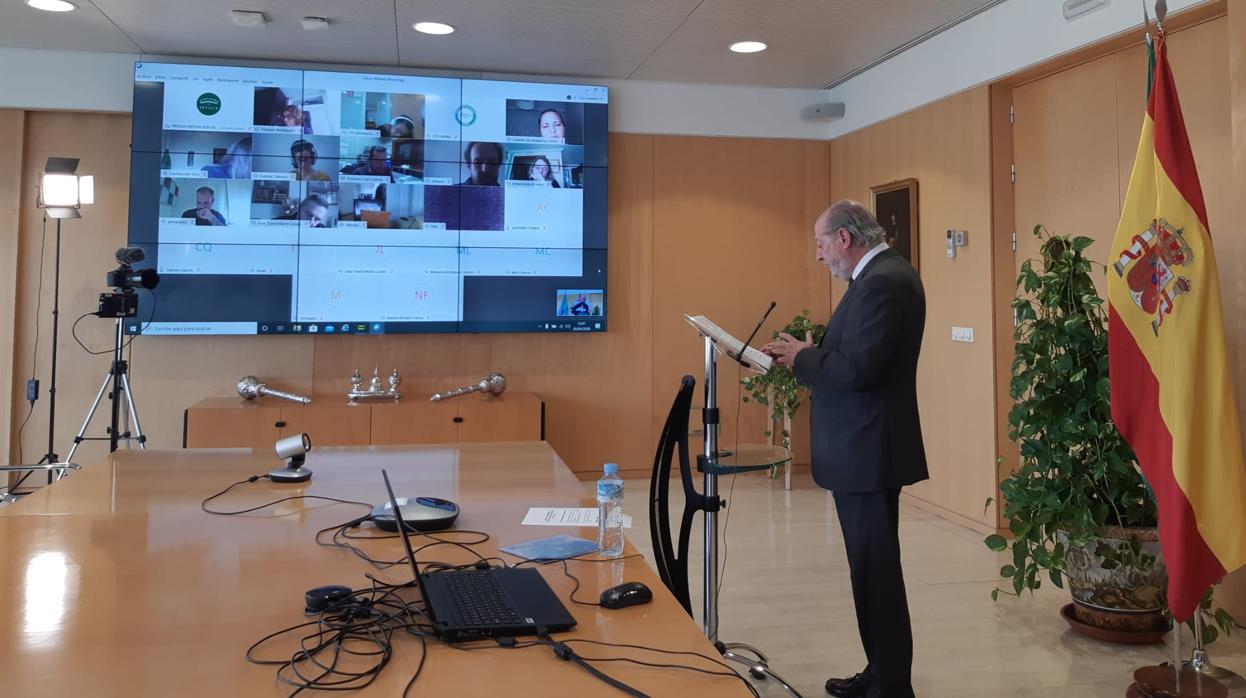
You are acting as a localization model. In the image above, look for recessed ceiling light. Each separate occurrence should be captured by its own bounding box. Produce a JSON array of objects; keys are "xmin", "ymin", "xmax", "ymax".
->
[
  {"xmin": 413, "ymin": 21, "xmax": 455, "ymax": 35},
  {"xmin": 729, "ymin": 40, "xmax": 767, "ymax": 54},
  {"xmin": 26, "ymin": 0, "xmax": 76, "ymax": 12}
]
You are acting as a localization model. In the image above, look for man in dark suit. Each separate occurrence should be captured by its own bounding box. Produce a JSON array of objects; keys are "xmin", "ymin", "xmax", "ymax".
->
[{"xmin": 763, "ymin": 200, "xmax": 927, "ymax": 698}]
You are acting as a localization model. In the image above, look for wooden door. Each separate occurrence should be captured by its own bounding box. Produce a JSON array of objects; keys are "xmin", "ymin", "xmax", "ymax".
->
[
  {"xmin": 1012, "ymin": 57, "xmax": 1121, "ymax": 286},
  {"xmin": 1012, "ymin": 18, "xmax": 1230, "ymax": 290}
]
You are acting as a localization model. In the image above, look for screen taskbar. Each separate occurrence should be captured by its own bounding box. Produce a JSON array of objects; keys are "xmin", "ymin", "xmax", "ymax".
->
[{"xmin": 129, "ymin": 319, "xmax": 605, "ymax": 335}]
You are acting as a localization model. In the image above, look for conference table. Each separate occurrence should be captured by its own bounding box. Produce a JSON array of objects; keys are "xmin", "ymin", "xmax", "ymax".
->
[{"xmin": 0, "ymin": 442, "xmax": 750, "ymax": 696}]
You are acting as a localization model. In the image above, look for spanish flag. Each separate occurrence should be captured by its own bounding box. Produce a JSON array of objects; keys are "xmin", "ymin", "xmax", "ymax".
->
[{"xmin": 1108, "ymin": 32, "xmax": 1246, "ymax": 622}]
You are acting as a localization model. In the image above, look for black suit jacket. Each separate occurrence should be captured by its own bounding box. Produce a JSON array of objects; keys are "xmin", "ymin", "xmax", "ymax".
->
[{"xmin": 793, "ymin": 248, "xmax": 928, "ymax": 493}]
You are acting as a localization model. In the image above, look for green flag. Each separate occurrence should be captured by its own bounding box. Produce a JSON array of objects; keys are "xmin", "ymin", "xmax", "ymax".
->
[{"xmin": 1146, "ymin": 32, "xmax": 1156, "ymax": 100}]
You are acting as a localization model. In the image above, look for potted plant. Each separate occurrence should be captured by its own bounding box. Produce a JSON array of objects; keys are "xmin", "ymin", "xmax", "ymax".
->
[
  {"xmin": 985, "ymin": 226, "xmax": 1235, "ymax": 644},
  {"xmin": 741, "ymin": 310, "xmax": 825, "ymax": 480}
]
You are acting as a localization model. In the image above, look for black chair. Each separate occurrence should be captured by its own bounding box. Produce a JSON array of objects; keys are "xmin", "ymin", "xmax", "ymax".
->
[
  {"xmin": 648, "ymin": 376, "xmax": 805, "ymax": 695},
  {"xmin": 648, "ymin": 375, "xmax": 697, "ymax": 616}
]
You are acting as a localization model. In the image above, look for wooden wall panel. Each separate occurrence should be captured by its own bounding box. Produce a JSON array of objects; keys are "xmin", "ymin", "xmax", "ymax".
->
[
  {"xmin": 310, "ymin": 334, "xmax": 492, "ymax": 400},
  {"xmin": 1013, "ymin": 57, "xmax": 1121, "ymax": 292},
  {"xmin": 0, "ymin": 110, "xmax": 24, "ymax": 469},
  {"xmin": 1219, "ymin": 0, "xmax": 1246, "ymax": 623},
  {"xmin": 650, "ymin": 136, "xmax": 830, "ymax": 472},
  {"xmin": 830, "ymin": 87, "xmax": 997, "ymax": 530},
  {"xmin": 8, "ymin": 111, "xmax": 317, "ymax": 470},
  {"xmin": 11, "ymin": 111, "xmax": 140, "ymax": 469}
]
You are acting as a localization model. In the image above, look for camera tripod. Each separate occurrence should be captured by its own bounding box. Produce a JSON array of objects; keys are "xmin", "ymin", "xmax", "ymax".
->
[{"xmin": 64, "ymin": 315, "xmax": 146, "ymax": 466}]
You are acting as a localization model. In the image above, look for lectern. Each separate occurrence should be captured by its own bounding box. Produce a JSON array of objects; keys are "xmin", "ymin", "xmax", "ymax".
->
[{"xmin": 652, "ymin": 319, "xmax": 797, "ymax": 693}]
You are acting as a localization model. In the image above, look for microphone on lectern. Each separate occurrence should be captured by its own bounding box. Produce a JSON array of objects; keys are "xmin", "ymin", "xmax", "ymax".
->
[{"xmin": 731, "ymin": 301, "xmax": 776, "ymax": 367}]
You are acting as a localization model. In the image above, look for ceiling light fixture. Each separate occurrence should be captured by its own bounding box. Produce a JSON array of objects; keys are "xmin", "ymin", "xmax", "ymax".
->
[
  {"xmin": 26, "ymin": 0, "xmax": 76, "ymax": 12},
  {"xmin": 413, "ymin": 21, "xmax": 455, "ymax": 35},
  {"xmin": 301, "ymin": 16, "xmax": 330, "ymax": 31},
  {"xmin": 229, "ymin": 10, "xmax": 268, "ymax": 28},
  {"xmin": 729, "ymin": 40, "xmax": 767, "ymax": 54}
]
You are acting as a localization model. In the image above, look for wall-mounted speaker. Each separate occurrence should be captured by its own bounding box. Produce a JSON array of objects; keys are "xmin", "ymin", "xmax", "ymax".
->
[{"xmin": 801, "ymin": 102, "xmax": 846, "ymax": 122}]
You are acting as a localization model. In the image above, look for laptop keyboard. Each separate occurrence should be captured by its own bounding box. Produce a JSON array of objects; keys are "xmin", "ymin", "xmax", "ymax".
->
[{"xmin": 441, "ymin": 571, "xmax": 525, "ymax": 627}]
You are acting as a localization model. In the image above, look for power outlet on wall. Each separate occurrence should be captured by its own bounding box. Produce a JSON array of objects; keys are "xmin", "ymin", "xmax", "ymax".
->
[{"xmin": 951, "ymin": 327, "xmax": 974, "ymax": 343}]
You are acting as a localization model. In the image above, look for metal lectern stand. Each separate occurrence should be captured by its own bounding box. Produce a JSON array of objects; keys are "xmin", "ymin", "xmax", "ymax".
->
[{"xmin": 695, "ymin": 333, "xmax": 803, "ymax": 698}]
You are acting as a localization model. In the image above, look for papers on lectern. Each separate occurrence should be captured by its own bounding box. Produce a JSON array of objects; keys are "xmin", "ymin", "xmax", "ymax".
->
[{"xmin": 684, "ymin": 314, "xmax": 774, "ymax": 373}]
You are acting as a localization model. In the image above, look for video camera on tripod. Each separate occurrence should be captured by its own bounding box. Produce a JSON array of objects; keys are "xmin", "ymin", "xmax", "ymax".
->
[
  {"xmin": 63, "ymin": 248, "xmax": 161, "ymax": 463},
  {"xmin": 97, "ymin": 247, "xmax": 159, "ymax": 319}
]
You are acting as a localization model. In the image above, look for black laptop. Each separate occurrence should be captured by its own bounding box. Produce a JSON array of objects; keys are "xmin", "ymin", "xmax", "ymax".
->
[{"xmin": 381, "ymin": 470, "xmax": 577, "ymax": 642}]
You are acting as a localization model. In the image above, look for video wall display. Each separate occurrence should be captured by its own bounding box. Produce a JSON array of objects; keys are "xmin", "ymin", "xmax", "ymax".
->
[{"xmin": 128, "ymin": 62, "xmax": 608, "ymax": 335}]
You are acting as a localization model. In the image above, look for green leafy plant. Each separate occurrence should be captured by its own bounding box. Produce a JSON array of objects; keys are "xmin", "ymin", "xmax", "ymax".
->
[
  {"xmin": 984, "ymin": 226, "xmax": 1154, "ymax": 593},
  {"xmin": 741, "ymin": 310, "xmax": 825, "ymax": 477},
  {"xmin": 1187, "ymin": 586, "xmax": 1239, "ymax": 645},
  {"xmin": 984, "ymin": 226, "xmax": 1234, "ymax": 641}
]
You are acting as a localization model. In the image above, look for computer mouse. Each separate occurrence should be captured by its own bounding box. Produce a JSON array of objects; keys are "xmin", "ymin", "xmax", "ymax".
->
[
  {"xmin": 304, "ymin": 584, "xmax": 352, "ymax": 614},
  {"xmin": 600, "ymin": 581, "xmax": 652, "ymax": 610}
]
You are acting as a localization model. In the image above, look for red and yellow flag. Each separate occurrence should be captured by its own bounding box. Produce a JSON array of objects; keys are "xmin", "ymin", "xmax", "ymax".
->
[{"xmin": 1107, "ymin": 33, "xmax": 1246, "ymax": 622}]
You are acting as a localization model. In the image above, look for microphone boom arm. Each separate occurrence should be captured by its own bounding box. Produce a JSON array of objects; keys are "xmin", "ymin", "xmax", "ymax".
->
[{"xmin": 731, "ymin": 301, "xmax": 777, "ymax": 366}]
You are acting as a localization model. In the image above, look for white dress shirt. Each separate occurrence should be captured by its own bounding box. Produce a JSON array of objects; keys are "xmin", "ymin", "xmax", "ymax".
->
[{"xmin": 851, "ymin": 242, "xmax": 890, "ymax": 281}]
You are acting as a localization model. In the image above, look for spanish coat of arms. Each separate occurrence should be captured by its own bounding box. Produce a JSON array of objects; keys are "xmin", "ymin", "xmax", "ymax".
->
[{"xmin": 1112, "ymin": 218, "xmax": 1193, "ymax": 337}]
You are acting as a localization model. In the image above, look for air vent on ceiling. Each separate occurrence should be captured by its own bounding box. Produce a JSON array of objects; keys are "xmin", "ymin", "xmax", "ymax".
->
[{"xmin": 1063, "ymin": 0, "xmax": 1111, "ymax": 21}]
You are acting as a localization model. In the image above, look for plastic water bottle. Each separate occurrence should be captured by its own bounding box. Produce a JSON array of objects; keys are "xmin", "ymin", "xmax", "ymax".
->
[{"xmin": 597, "ymin": 463, "xmax": 625, "ymax": 558}]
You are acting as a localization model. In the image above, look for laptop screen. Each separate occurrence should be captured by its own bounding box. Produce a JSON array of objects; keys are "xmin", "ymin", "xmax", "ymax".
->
[{"xmin": 381, "ymin": 469, "xmax": 422, "ymax": 584}]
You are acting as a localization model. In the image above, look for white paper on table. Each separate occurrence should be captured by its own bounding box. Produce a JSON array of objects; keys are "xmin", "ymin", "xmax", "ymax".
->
[{"xmin": 522, "ymin": 507, "xmax": 633, "ymax": 528}]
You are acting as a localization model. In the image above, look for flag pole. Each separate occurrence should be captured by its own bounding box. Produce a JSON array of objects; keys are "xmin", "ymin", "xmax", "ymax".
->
[
  {"xmin": 1187, "ymin": 588, "xmax": 1246, "ymax": 686},
  {"xmin": 1127, "ymin": 618, "xmax": 1226, "ymax": 697},
  {"xmin": 1174, "ymin": 617, "xmax": 1183, "ymax": 691},
  {"xmin": 1191, "ymin": 609, "xmax": 1206, "ymax": 675}
]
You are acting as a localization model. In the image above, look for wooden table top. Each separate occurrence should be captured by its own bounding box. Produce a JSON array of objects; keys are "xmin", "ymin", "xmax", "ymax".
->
[{"xmin": 0, "ymin": 442, "xmax": 749, "ymax": 696}]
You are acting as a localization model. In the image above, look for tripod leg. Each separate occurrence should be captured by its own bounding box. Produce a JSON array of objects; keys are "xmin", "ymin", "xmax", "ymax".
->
[
  {"xmin": 119, "ymin": 374, "xmax": 146, "ymax": 449},
  {"xmin": 65, "ymin": 369, "xmax": 113, "ymax": 465}
]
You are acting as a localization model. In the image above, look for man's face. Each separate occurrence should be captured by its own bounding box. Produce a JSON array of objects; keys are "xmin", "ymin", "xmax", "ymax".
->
[
  {"xmin": 196, "ymin": 191, "xmax": 214, "ymax": 210},
  {"xmin": 814, "ymin": 211, "xmax": 852, "ymax": 280},
  {"xmin": 303, "ymin": 204, "xmax": 328, "ymax": 227},
  {"xmin": 368, "ymin": 151, "xmax": 388, "ymax": 173},
  {"xmin": 468, "ymin": 144, "xmax": 500, "ymax": 185}
]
